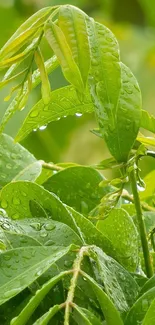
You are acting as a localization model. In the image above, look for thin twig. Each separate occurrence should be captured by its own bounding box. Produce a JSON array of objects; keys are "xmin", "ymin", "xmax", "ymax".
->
[{"xmin": 40, "ymin": 160, "xmax": 63, "ymax": 172}]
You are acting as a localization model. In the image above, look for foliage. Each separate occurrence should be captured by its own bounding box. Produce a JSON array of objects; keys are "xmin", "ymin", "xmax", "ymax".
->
[{"xmin": 1, "ymin": 3, "xmax": 155, "ymax": 325}]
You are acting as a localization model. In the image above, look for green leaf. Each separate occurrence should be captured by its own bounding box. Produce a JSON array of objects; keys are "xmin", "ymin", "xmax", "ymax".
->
[
  {"xmin": 93, "ymin": 246, "xmax": 139, "ymax": 313},
  {"xmin": 66, "ymin": 206, "xmax": 115, "ymax": 257},
  {"xmin": 0, "ymin": 68, "xmax": 27, "ymax": 89},
  {"xmin": 10, "ymin": 272, "xmax": 67, "ymax": 325},
  {"xmin": 32, "ymin": 55, "xmax": 59, "ymax": 87},
  {"xmin": 140, "ymin": 275, "xmax": 155, "ymax": 296},
  {"xmin": 0, "ymin": 7, "xmax": 53, "ymax": 59},
  {"xmin": 0, "ymin": 134, "xmax": 41, "ymax": 187},
  {"xmin": 137, "ymin": 135, "xmax": 155, "ymax": 147},
  {"xmin": 0, "ymin": 219, "xmax": 42, "ymax": 249},
  {"xmin": 97, "ymin": 63, "xmax": 141, "ymax": 162},
  {"xmin": 142, "ymin": 298, "xmax": 155, "ymax": 325},
  {"xmin": 0, "ymin": 181, "xmax": 79, "ymax": 232},
  {"xmin": 34, "ymin": 47, "xmax": 51, "ymax": 105},
  {"xmin": 0, "ymin": 55, "xmax": 59, "ymax": 134},
  {"xmin": 15, "ymin": 85, "xmax": 93, "ymax": 142},
  {"xmin": 45, "ymin": 21, "xmax": 84, "ymax": 93},
  {"xmin": 87, "ymin": 16, "xmax": 141, "ymax": 162},
  {"xmin": 73, "ymin": 304, "xmax": 102, "ymax": 325},
  {"xmin": 12, "ymin": 216, "xmax": 82, "ymax": 247},
  {"xmin": 81, "ymin": 271, "xmax": 124, "ymax": 325},
  {"xmin": 32, "ymin": 305, "xmax": 60, "ymax": 325},
  {"xmin": 125, "ymin": 288, "xmax": 155, "ymax": 325},
  {"xmin": 58, "ymin": 5, "xmax": 90, "ymax": 87},
  {"xmin": 141, "ymin": 110, "xmax": 155, "ymax": 134},
  {"xmin": 97, "ymin": 208, "xmax": 138, "ymax": 271},
  {"xmin": 0, "ymin": 181, "xmax": 114, "ymax": 256},
  {"xmin": 0, "ymin": 210, "xmax": 82, "ymax": 248},
  {"xmin": 0, "ymin": 245, "xmax": 73, "ymax": 306},
  {"xmin": 43, "ymin": 166, "xmax": 112, "ymax": 214},
  {"xmin": 0, "ymin": 27, "xmax": 39, "ymax": 62},
  {"xmin": 0, "ymin": 50, "xmax": 32, "ymax": 68}
]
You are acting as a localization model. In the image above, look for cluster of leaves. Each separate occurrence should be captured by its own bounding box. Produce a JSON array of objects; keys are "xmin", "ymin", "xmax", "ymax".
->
[{"xmin": 1, "ymin": 4, "xmax": 155, "ymax": 325}]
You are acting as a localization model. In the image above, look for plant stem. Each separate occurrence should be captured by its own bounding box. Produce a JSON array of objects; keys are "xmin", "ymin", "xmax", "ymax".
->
[
  {"xmin": 130, "ymin": 169, "xmax": 153, "ymax": 278},
  {"xmin": 64, "ymin": 247, "xmax": 88, "ymax": 325},
  {"xmin": 121, "ymin": 189, "xmax": 155, "ymax": 212},
  {"xmin": 40, "ymin": 161, "xmax": 63, "ymax": 172}
]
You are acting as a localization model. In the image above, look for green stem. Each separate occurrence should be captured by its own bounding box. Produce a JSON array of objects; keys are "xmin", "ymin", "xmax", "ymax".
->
[{"xmin": 130, "ymin": 169, "xmax": 153, "ymax": 278}]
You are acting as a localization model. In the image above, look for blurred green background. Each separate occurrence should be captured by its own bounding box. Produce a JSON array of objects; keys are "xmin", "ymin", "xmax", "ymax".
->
[{"xmin": 0, "ymin": 0, "xmax": 155, "ymax": 176}]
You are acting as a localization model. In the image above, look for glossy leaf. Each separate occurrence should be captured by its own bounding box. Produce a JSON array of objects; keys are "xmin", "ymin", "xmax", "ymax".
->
[
  {"xmin": 81, "ymin": 272, "xmax": 124, "ymax": 325},
  {"xmin": 0, "ymin": 182, "xmax": 113, "ymax": 255},
  {"xmin": 142, "ymin": 298, "xmax": 155, "ymax": 325},
  {"xmin": 45, "ymin": 21, "xmax": 84, "ymax": 93},
  {"xmin": 140, "ymin": 275, "xmax": 155, "ymax": 296},
  {"xmin": 87, "ymin": 16, "xmax": 141, "ymax": 161},
  {"xmin": 32, "ymin": 305, "xmax": 60, "ymax": 325},
  {"xmin": 10, "ymin": 272, "xmax": 67, "ymax": 325},
  {"xmin": 58, "ymin": 5, "xmax": 90, "ymax": 86},
  {"xmin": 43, "ymin": 166, "xmax": 112, "ymax": 214},
  {"xmin": 0, "ymin": 245, "xmax": 73, "ymax": 306},
  {"xmin": 15, "ymin": 85, "xmax": 93, "ymax": 142},
  {"xmin": 0, "ymin": 134, "xmax": 41, "ymax": 187},
  {"xmin": 73, "ymin": 304, "xmax": 102, "ymax": 325},
  {"xmin": 125, "ymin": 287, "xmax": 155, "ymax": 325},
  {"xmin": 93, "ymin": 246, "xmax": 139, "ymax": 312},
  {"xmin": 97, "ymin": 208, "xmax": 138, "ymax": 271},
  {"xmin": 66, "ymin": 206, "xmax": 114, "ymax": 256},
  {"xmin": 0, "ymin": 181, "xmax": 78, "ymax": 231},
  {"xmin": 12, "ymin": 217, "xmax": 82, "ymax": 247},
  {"xmin": 98, "ymin": 63, "xmax": 141, "ymax": 162}
]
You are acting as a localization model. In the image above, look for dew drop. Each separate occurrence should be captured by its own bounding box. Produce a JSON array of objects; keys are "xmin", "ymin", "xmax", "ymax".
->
[
  {"xmin": 1, "ymin": 222, "xmax": 10, "ymax": 230},
  {"xmin": 30, "ymin": 111, "xmax": 39, "ymax": 118},
  {"xmin": 75, "ymin": 113, "xmax": 82, "ymax": 117},
  {"xmin": 1, "ymin": 200, "xmax": 8, "ymax": 209},
  {"xmin": 30, "ymin": 223, "xmax": 42, "ymax": 231},
  {"xmin": 39, "ymin": 125, "xmax": 47, "ymax": 131},
  {"xmin": 44, "ymin": 223, "xmax": 56, "ymax": 231},
  {"xmin": 40, "ymin": 230, "xmax": 48, "ymax": 238},
  {"xmin": 142, "ymin": 298, "xmax": 149, "ymax": 312},
  {"xmin": 3, "ymin": 288, "xmax": 20, "ymax": 298},
  {"xmin": 64, "ymin": 260, "xmax": 73, "ymax": 268},
  {"xmin": 45, "ymin": 240, "xmax": 55, "ymax": 246},
  {"xmin": 137, "ymin": 184, "xmax": 145, "ymax": 192},
  {"xmin": 12, "ymin": 213, "xmax": 19, "ymax": 220}
]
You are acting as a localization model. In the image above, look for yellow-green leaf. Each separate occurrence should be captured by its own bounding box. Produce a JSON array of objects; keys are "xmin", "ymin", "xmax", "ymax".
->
[
  {"xmin": 45, "ymin": 21, "xmax": 84, "ymax": 93},
  {"xmin": 34, "ymin": 47, "xmax": 51, "ymax": 104},
  {"xmin": 58, "ymin": 5, "xmax": 90, "ymax": 86}
]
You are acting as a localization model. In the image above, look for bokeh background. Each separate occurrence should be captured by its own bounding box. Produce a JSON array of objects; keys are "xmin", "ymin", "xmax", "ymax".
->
[{"xmin": 0, "ymin": 0, "xmax": 155, "ymax": 176}]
